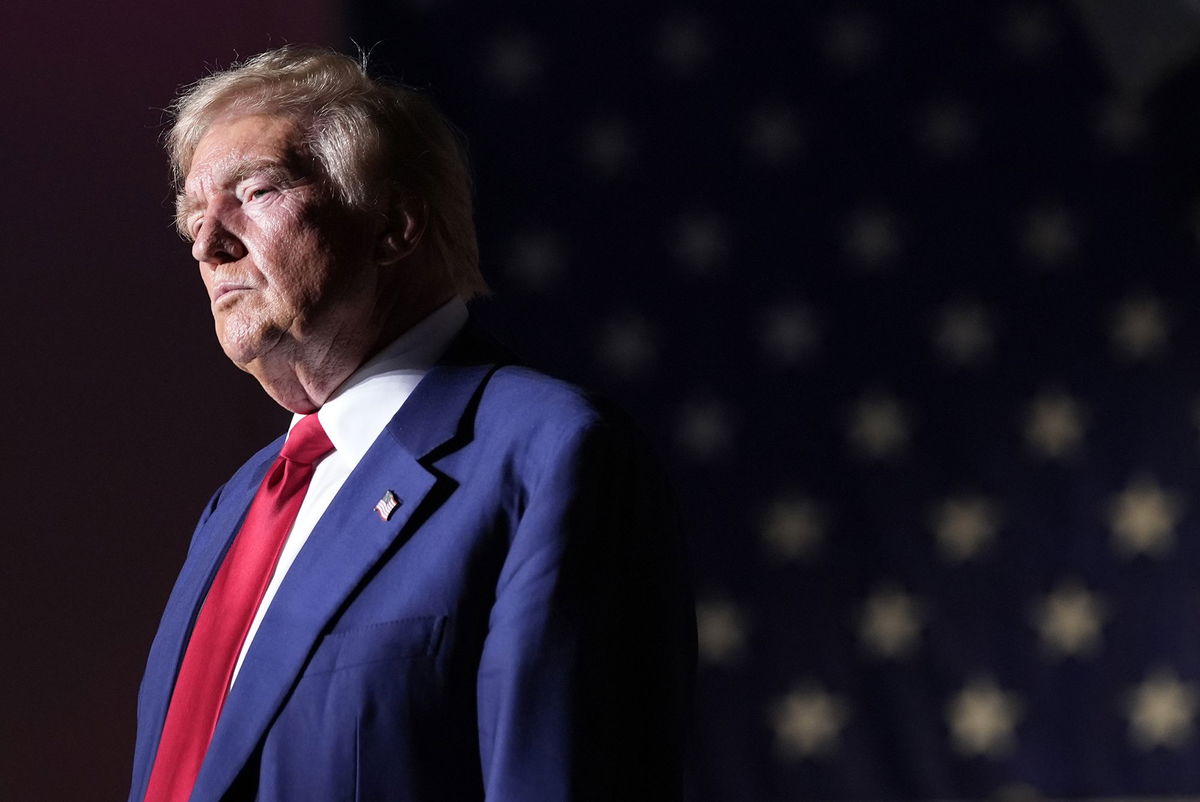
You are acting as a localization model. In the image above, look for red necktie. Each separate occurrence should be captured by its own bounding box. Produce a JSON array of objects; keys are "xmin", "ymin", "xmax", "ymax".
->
[{"xmin": 143, "ymin": 414, "xmax": 335, "ymax": 802}]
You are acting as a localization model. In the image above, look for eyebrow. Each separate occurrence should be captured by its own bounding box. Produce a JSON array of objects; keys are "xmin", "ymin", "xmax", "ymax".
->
[{"xmin": 174, "ymin": 157, "xmax": 305, "ymax": 237}]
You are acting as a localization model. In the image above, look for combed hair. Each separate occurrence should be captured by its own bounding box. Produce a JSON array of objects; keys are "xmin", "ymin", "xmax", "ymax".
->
[{"xmin": 167, "ymin": 45, "xmax": 487, "ymax": 299}]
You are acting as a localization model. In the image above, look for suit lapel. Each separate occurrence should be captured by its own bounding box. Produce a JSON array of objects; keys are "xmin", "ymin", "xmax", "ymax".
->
[{"xmin": 190, "ymin": 328, "xmax": 504, "ymax": 801}]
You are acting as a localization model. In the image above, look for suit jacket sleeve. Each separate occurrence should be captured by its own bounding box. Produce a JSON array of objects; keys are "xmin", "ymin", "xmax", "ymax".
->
[{"xmin": 475, "ymin": 416, "xmax": 695, "ymax": 801}]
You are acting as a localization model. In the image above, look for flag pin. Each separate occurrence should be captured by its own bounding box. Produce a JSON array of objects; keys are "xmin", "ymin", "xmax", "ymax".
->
[{"xmin": 374, "ymin": 490, "xmax": 401, "ymax": 521}]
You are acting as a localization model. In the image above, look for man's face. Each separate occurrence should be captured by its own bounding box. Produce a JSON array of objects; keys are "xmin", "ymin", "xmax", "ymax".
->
[{"xmin": 181, "ymin": 113, "xmax": 379, "ymax": 375}]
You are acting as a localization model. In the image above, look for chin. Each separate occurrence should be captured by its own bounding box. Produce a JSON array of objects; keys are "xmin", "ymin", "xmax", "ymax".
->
[
  {"xmin": 217, "ymin": 336, "xmax": 265, "ymax": 369},
  {"xmin": 216, "ymin": 318, "xmax": 284, "ymax": 367}
]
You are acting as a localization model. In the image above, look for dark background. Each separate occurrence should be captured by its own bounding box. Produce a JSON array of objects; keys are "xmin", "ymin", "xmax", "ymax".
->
[{"xmin": 10, "ymin": 1, "xmax": 1200, "ymax": 800}]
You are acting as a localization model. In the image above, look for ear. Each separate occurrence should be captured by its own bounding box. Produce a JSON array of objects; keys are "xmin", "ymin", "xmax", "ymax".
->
[{"xmin": 375, "ymin": 200, "xmax": 427, "ymax": 265}]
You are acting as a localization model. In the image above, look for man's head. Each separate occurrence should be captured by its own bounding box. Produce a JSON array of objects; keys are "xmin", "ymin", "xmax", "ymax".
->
[{"xmin": 170, "ymin": 46, "xmax": 486, "ymax": 411}]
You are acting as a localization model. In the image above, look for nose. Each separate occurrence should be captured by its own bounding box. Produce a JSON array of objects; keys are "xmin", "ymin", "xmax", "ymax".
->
[{"xmin": 192, "ymin": 211, "xmax": 247, "ymax": 265}]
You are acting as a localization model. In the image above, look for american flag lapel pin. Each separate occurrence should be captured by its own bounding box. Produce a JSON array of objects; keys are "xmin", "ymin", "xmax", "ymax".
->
[{"xmin": 374, "ymin": 490, "xmax": 401, "ymax": 521}]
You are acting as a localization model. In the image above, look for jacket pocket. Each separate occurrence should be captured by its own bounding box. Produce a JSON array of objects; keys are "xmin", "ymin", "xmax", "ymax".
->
[{"xmin": 302, "ymin": 615, "xmax": 446, "ymax": 677}]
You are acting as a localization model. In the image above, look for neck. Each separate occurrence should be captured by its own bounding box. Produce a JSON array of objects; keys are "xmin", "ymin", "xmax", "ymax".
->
[{"xmin": 247, "ymin": 284, "xmax": 456, "ymax": 414}]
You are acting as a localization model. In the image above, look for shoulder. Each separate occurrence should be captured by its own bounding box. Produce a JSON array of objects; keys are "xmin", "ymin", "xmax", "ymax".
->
[
  {"xmin": 482, "ymin": 365, "xmax": 604, "ymax": 419},
  {"xmin": 465, "ymin": 364, "xmax": 660, "ymax": 490},
  {"xmin": 476, "ymin": 365, "xmax": 634, "ymax": 443}
]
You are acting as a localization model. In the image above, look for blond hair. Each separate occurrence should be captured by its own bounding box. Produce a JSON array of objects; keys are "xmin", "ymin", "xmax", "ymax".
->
[{"xmin": 168, "ymin": 45, "xmax": 487, "ymax": 299}]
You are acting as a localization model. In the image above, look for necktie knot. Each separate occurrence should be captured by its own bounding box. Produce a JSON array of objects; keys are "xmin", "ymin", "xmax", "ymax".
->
[{"xmin": 281, "ymin": 414, "xmax": 335, "ymax": 465}]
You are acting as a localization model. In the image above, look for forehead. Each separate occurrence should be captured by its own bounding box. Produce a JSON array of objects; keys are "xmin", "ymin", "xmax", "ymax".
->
[{"xmin": 184, "ymin": 113, "xmax": 305, "ymax": 194}]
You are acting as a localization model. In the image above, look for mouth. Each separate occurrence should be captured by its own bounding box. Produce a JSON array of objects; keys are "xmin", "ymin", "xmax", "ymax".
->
[{"xmin": 213, "ymin": 283, "xmax": 252, "ymax": 304}]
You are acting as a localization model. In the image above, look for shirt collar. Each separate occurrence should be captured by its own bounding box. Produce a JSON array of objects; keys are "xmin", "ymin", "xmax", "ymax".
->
[{"xmin": 288, "ymin": 297, "xmax": 469, "ymax": 467}]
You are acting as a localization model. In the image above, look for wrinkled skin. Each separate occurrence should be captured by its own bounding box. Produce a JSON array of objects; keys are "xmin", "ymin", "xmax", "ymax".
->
[{"xmin": 181, "ymin": 113, "xmax": 444, "ymax": 412}]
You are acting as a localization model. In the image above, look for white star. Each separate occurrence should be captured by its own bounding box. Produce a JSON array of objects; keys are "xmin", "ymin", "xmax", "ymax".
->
[
  {"xmin": 759, "ymin": 301, "xmax": 820, "ymax": 366},
  {"xmin": 695, "ymin": 598, "xmax": 748, "ymax": 665},
  {"xmin": 933, "ymin": 301, "xmax": 994, "ymax": 367},
  {"xmin": 1031, "ymin": 579, "xmax": 1106, "ymax": 659},
  {"xmin": 843, "ymin": 205, "xmax": 903, "ymax": 269},
  {"xmin": 930, "ymin": 495, "xmax": 1001, "ymax": 563},
  {"xmin": 761, "ymin": 496, "xmax": 826, "ymax": 562},
  {"xmin": 859, "ymin": 584, "xmax": 924, "ymax": 659},
  {"xmin": 1023, "ymin": 389, "xmax": 1086, "ymax": 459},
  {"xmin": 672, "ymin": 212, "xmax": 730, "ymax": 275},
  {"xmin": 580, "ymin": 116, "xmax": 636, "ymax": 176},
  {"xmin": 506, "ymin": 231, "xmax": 564, "ymax": 290},
  {"xmin": 675, "ymin": 397, "xmax": 733, "ymax": 461},
  {"xmin": 1126, "ymin": 669, "xmax": 1199, "ymax": 750},
  {"xmin": 1111, "ymin": 295, "xmax": 1169, "ymax": 361},
  {"xmin": 998, "ymin": 4, "xmax": 1059, "ymax": 61},
  {"xmin": 658, "ymin": 12, "xmax": 712, "ymax": 77},
  {"xmin": 1095, "ymin": 97, "xmax": 1147, "ymax": 151},
  {"xmin": 770, "ymin": 683, "xmax": 850, "ymax": 759},
  {"xmin": 823, "ymin": 9, "xmax": 880, "ymax": 71},
  {"xmin": 916, "ymin": 101, "xmax": 976, "ymax": 160},
  {"xmin": 595, "ymin": 313, "xmax": 656, "ymax": 378},
  {"xmin": 744, "ymin": 103, "xmax": 803, "ymax": 168},
  {"xmin": 1020, "ymin": 203, "xmax": 1080, "ymax": 267},
  {"xmin": 847, "ymin": 392, "xmax": 910, "ymax": 460},
  {"xmin": 1108, "ymin": 476, "xmax": 1183, "ymax": 558},
  {"xmin": 483, "ymin": 31, "xmax": 543, "ymax": 94},
  {"xmin": 946, "ymin": 677, "xmax": 1024, "ymax": 757}
]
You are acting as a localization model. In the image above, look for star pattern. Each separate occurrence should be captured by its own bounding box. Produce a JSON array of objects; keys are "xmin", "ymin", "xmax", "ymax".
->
[
  {"xmin": 744, "ymin": 103, "xmax": 803, "ymax": 167},
  {"xmin": 1024, "ymin": 390, "xmax": 1086, "ymax": 459},
  {"xmin": 675, "ymin": 396, "xmax": 733, "ymax": 461},
  {"xmin": 930, "ymin": 495, "xmax": 1001, "ymax": 563},
  {"xmin": 672, "ymin": 212, "xmax": 730, "ymax": 275},
  {"xmin": 658, "ymin": 12, "xmax": 712, "ymax": 77},
  {"xmin": 1020, "ymin": 203, "xmax": 1080, "ymax": 267},
  {"xmin": 1031, "ymin": 579, "xmax": 1106, "ymax": 659},
  {"xmin": 353, "ymin": 2, "xmax": 1200, "ymax": 798},
  {"xmin": 579, "ymin": 116, "xmax": 636, "ymax": 176},
  {"xmin": 758, "ymin": 301, "xmax": 820, "ymax": 366},
  {"xmin": 695, "ymin": 598, "xmax": 748, "ymax": 665},
  {"xmin": 1107, "ymin": 476, "xmax": 1183, "ymax": 558},
  {"xmin": 843, "ymin": 205, "xmax": 903, "ymax": 269},
  {"xmin": 932, "ymin": 301, "xmax": 995, "ymax": 367},
  {"xmin": 859, "ymin": 584, "xmax": 925, "ymax": 659},
  {"xmin": 506, "ymin": 231, "xmax": 564, "ymax": 290},
  {"xmin": 847, "ymin": 392, "xmax": 910, "ymax": 460},
  {"xmin": 823, "ymin": 9, "xmax": 880, "ymax": 71},
  {"xmin": 762, "ymin": 495, "xmax": 826, "ymax": 561},
  {"xmin": 771, "ymin": 684, "xmax": 851, "ymax": 759},
  {"xmin": 1111, "ymin": 295, "xmax": 1169, "ymax": 361},
  {"xmin": 595, "ymin": 313, "xmax": 656, "ymax": 378},
  {"xmin": 946, "ymin": 677, "xmax": 1024, "ymax": 757},
  {"xmin": 916, "ymin": 101, "xmax": 976, "ymax": 159},
  {"xmin": 1126, "ymin": 670, "xmax": 1199, "ymax": 751}
]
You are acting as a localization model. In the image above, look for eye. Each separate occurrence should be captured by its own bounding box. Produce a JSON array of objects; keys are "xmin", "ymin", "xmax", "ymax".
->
[{"xmin": 246, "ymin": 187, "xmax": 274, "ymax": 202}]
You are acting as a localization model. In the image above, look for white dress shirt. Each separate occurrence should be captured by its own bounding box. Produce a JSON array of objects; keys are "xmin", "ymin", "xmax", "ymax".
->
[{"xmin": 231, "ymin": 298, "xmax": 469, "ymax": 684}]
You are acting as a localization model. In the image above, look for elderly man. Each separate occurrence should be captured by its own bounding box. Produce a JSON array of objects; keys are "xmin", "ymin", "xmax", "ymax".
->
[{"xmin": 129, "ymin": 46, "xmax": 694, "ymax": 802}]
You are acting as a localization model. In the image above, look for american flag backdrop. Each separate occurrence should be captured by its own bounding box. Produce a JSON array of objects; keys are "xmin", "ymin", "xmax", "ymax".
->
[{"xmin": 348, "ymin": 1, "xmax": 1200, "ymax": 799}]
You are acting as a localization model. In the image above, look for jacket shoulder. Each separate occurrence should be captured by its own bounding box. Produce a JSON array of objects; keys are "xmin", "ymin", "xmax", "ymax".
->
[{"xmin": 476, "ymin": 365, "xmax": 627, "ymax": 437}]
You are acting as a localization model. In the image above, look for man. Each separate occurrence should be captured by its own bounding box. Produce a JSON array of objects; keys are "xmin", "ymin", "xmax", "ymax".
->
[{"xmin": 129, "ymin": 46, "xmax": 694, "ymax": 802}]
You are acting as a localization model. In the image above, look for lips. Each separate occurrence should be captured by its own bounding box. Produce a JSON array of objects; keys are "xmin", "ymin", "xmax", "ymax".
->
[{"xmin": 213, "ymin": 282, "xmax": 252, "ymax": 303}]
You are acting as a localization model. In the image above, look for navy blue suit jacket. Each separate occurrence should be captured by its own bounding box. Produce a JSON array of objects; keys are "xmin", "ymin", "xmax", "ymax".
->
[{"xmin": 129, "ymin": 325, "xmax": 695, "ymax": 801}]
